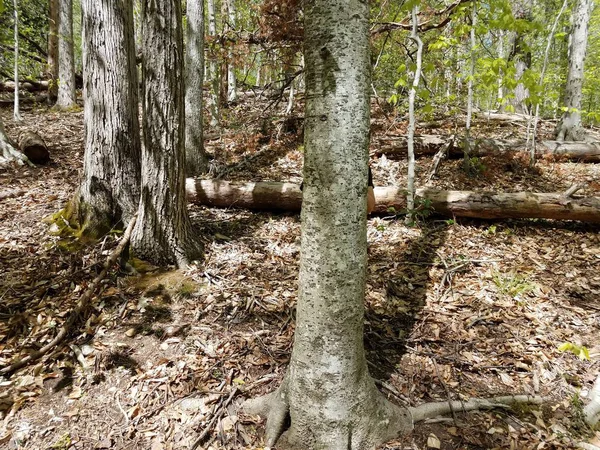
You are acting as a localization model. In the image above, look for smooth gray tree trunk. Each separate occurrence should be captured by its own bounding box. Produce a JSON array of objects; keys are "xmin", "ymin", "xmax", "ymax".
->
[
  {"xmin": 224, "ymin": 0, "xmax": 237, "ymax": 103},
  {"xmin": 57, "ymin": 0, "xmax": 76, "ymax": 109},
  {"xmin": 13, "ymin": 0, "xmax": 21, "ymax": 121},
  {"xmin": 185, "ymin": 0, "xmax": 209, "ymax": 175},
  {"xmin": 132, "ymin": 0, "xmax": 202, "ymax": 267},
  {"xmin": 243, "ymin": 0, "xmax": 412, "ymax": 448},
  {"xmin": 206, "ymin": 0, "xmax": 221, "ymax": 129},
  {"xmin": 556, "ymin": 0, "xmax": 593, "ymax": 141},
  {"xmin": 48, "ymin": 0, "xmax": 59, "ymax": 102},
  {"xmin": 78, "ymin": 0, "xmax": 141, "ymax": 237}
]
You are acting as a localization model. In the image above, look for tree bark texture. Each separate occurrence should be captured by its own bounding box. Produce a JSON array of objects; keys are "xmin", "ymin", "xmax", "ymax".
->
[
  {"xmin": 132, "ymin": 0, "xmax": 202, "ymax": 267},
  {"xmin": 206, "ymin": 0, "xmax": 221, "ymax": 129},
  {"xmin": 374, "ymin": 135, "xmax": 600, "ymax": 162},
  {"xmin": 243, "ymin": 1, "xmax": 412, "ymax": 448},
  {"xmin": 78, "ymin": 0, "xmax": 141, "ymax": 237},
  {"xmin": 56, "ymin": 0, "xmax": 76, "ymax": 108},
  {"xmin": 224, "ymin": 0, "xmax": 237, "ymax": 103},
  {"xmin": 186, "ymin": 180, "xmax": 600, "ymax": 223},
  {"xmin": 48, "ymin": 0, "xmax": 59, "ymax": 101},
  {"xmin": 185, "ymin": 0, "xmax": 208, "ymax": 176},
  {"xmin": 13, "ymin": 0, "xmax": 21, "ymax": 121},
  {"xmin": 556, "ymin": 0, "xmax": 593, "ymax": 141},
  {"xmin": 507, "ymin": 0, "xmax": 533, "ymax": 114}
]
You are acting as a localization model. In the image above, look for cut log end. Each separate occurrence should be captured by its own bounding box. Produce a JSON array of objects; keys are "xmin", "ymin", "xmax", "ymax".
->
[{"xmin": 19, "ymin": 131, "xmax": 50, "ymax": 164}]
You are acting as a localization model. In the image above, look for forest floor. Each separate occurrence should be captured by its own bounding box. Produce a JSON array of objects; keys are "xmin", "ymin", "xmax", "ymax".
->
[{"xmin": 0, "ymin": 97, "xmax": 599, "ymax": 450}]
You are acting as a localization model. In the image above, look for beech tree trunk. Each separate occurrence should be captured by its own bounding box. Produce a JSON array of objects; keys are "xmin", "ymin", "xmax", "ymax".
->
[
  {"xmin": 555, "ymin": 0, "xmax": 593, "ymax": 141},
  {"xmin": 186, "ymin": 180, "xmax": 600, "ymax": 223},
  {"xmin": 243, "ymin": 0, "xmax": 412, "ymax": 448},
  {"xmin": 77, "ymin": 0, "xmax": 141, "ymax": 238},
  {"xmin": 56, "ymin": 0, "xmax": 76, "ymax": 108},
  {"xmin": 374, "ymin": 135, "xmax": 600, "ymax": 162},
  {"xmin": 224, "ymin": 0, "xmax": 237, "ymax": 103},
  {"xmin": 132, "ymin": 0, "xmax": 202, "ymax": 267},
  {"xmin": 206, "ymin": 0, "xmax": 221, "ymax": 129},
  {"xmin": 185, "ymin": 0, "xmax": 209, "ymax": 175},
  {"xmin": 48, "ymin": 0, "xmax": 59, "ymax": 102}
]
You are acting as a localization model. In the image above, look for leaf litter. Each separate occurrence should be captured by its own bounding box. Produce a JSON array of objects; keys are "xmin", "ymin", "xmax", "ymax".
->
[{"xmin": 0, "ymin": 101, "xmax": 599, "ymax": 449}]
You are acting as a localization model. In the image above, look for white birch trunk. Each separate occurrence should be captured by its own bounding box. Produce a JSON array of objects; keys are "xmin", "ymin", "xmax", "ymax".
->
[
  {"xmin": 243, "ymin": 0, "xmax": 412, "ymax": 447},
  {"xmin": 56, "ymin": 0, "xmax": 76, "ymax": 108},
  {"xmin": 13, "ymin": 0, "xmax": 21, "ymax": 121},
  {"xmin": 78, "ymin": 0, "xmax": 141, "ymax": 237},
  {"xmin": 556, "ymin": 0, "xmax": 593, "ymax": 141},
  {"xmin": 185, "ymin": 0, "xmax": 208, "ymax": 175},
  {"xmin": 206, "ymin": 0, "xmax": 220, "ymax": 129},
  {"xmin": 132, "ymin": 0, "xmax": 202, "ymax": 267}
]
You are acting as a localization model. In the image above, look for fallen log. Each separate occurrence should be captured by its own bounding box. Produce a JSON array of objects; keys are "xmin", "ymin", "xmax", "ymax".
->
[
  {"xmin": 19, "ymin": 131, "xmax": 50, "ymax": 164},
  {"xmin": 0, "ymin": 80, "xmax": 49, "ymax": 92},
  {"xmin": 373, "ymin": 135, "xmax": 600, "ymax": 162},
  {"xmin": 186, "ymin": 179, "xmax": 600, "ymax": 222}
]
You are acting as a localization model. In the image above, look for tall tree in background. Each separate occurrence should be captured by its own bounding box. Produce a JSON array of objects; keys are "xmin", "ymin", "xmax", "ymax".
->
[
  {"xmin": 507, "ymin": 0, "xmax": 533, "ymax": 113},
  {"xmin": 48, "ymin": 0, "xmax": 59, "ymax": 102},
  {"xmin": 556, "ymin": 0, "xmax": 594, "ymax": 141},
  {"xmin": 185, "ymin": 0, "xmax": 209, "ymax": 175},
  {"xmin": 13, "ymin": 0, "xmax": 21, "ymax": 121},
  {"xmin": 224, "ymin": 0, "xmax": 237, "ymax": 103},
  {"xmin": 244, "ymin": 0, "xmax": 412, "ymax": 447},
  {"xmin": 77, "ymin": 0, "xmax": 141, "ymax": 237},
  {"xmin": 132, "ymin": 0, "xmax": 202, "ymax": 266},
  {"xmin": 206, "ymin": 0, "xmax": 221, "ymax": 129},
  {"xmin": 56, "ymin": 0, "xmax": 76, "ymax": 108}
]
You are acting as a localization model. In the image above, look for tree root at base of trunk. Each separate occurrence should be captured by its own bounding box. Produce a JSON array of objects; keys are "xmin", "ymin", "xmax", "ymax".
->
[{"xmin": 244, "ymin": 389, "xmax": 546, "ymax": 449}]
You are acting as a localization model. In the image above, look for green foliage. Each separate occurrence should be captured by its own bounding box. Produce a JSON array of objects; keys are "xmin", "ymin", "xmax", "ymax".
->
[
  {"xmin": 558, "ymin": 342, "xmax": 591, "ymax": 361},
  {"xmin": 492, "ymin": 270, "xmax": 535, "ymax": 299}
]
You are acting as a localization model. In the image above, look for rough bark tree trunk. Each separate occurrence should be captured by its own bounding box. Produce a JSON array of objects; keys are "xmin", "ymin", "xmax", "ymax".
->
[
  {"xmin": 48, "ymin": 0, "xmax": 59, "ymax": 102},
  {"xmin": 186, "ymin": 180, "xmax": 600, "ymax": 223},
  {"xmin": 185, "ymin": 0, "xmax": 209, "ymax": 175},
  {"xmin": 56, "ymin": 0, "xmax": 76, "ymax": 108},
  {"xmin": 243, "ymin": 1, "xmax": 412, "ymax": 448},
  {"xmin": 555, "ymin": 0, "xmax": 593, "ymax": 141},
  {"xmin": 77, "ymin": 0, "xmax": 141, "ymax": 238},
  {"xmin": 507, "ymin": 0, "xmax": 533, "ymax": 114},
  {"xmin": 132, "ymin": 0, "xmax": 202, "ymax": 267}
]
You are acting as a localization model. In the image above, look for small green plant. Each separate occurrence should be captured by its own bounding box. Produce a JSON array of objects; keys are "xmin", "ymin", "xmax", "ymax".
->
[
  {"xmin": 462, "ymin": 155, "xmax": 487, "ymax": 177},
  {"xmin": 558, "ymin": 342, "xmax": 590, "ymax": 360},
  {"xmin": 492, "ymin": 270, "xmax": 535, "ymax": 299},
  {"xmin": 178, "ymin": 281, "xmax": 197, "ymax": 298},
  {"xmin": 445, "ymin": 219, "xmax": 456, "ymax": 226},
  {"xmin": 484, "ymin": 225, "xmax": 497, "ymax": 235}
]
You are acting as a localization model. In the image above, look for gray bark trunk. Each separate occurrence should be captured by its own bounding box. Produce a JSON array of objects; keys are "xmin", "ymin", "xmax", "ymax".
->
[
  {"xmin": 556, "ymin": 0, "xmax": 593, "ymax": 141},
  {"xmin": 13, "ymin": 0, "xmax": 21, "ymax": 121},
  {"xmin": 132, "ymin": 0, "xmax": 202, "ymax": 267},
  {"xmin": 206, "ymin": 0, "xmax": 220, "ymax": 129},
  {"xmin": 78, "ymin": 0, "xmax": 141, "ymax": 237},
  {"xmin": 48, "ymin": 0, "xmax": 59, "ymax": 102},
  {"xmin": 243, "ymin": 0, "xmax": 412, "ymax": 448},
  {"xmin": 185, "ymin": 0, "xmax": 208, "ymax": 175},
  {"xmin": 224, "ymin": 0, "xmax": 237, "ymax": 103},
  {"xmin": 56, "ymin": 0, "xmax": 76, "ymax": 108},
  {"xmin": 507, "ymin": 0, "xmax": 533, "ymax": 114}
]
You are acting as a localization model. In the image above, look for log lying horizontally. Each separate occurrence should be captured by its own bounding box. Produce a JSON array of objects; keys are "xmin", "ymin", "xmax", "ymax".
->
[
  {"xmin": 373, "ymin": 135, "xmax": 600, "ymax": 162},
  {"xmin": 19, "ymin": 131, "xmax": 50, "ymax": 164},
  {"xmin": 186, "ymin": 179, "xmax": 600, "ymax": 222}
]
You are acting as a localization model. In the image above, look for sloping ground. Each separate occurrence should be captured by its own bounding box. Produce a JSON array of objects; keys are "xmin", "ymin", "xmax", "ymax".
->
[{"xmin": 0, "ymin": 104, "xmax": 599, "ymax": 450}]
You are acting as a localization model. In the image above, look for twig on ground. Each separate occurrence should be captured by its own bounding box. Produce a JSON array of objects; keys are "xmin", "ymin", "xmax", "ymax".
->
[
  {"xmin": 191, "ymin": 386, "xmax": 239, "ymax": 450},
  {"xmin": 0, "ymin": 215, "xmax": 137, "ymax": 376}
]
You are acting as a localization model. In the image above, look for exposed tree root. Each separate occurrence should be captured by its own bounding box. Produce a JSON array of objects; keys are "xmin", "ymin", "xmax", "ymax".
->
[
  {"xmin": 0, "ymin": 140, "xmax": 34, "ymax": 167},
  {"xmin": 410, "ymin": 394, "xmax": 545, "ymax": 423},
  {"xmin": 0, "ymin": 215, "xmax": 137, "ymax": 376},
  {"xmin": 244, "ymin": 390, "xmax": 546, "ymax": 448},
  {"xmin": 584, "ymin": 374, "xmax": 600, "ymax": 428}
]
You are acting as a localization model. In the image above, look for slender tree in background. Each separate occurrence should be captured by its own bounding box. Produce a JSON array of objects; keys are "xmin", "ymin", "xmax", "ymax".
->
[
  {"xmin": 556, "ymin": 0, "xmax": 594, "ymax": 141},
  {"xmin": 185, "ymin": 0, "xmax": 209, "ymax": 175},
  {"xmin": 132, "ymin": 0, "xmax": 202, "ymax": 267},
  {"xmin": 56, "ymin": 0, "xmax": 76, "ymax": 108},
  {"xmin": 206, "ymin": 0, "xmax": 221, "ymax": 129},
  {"xmin": 244, "ymin": 0, "xmax": 412, "ymax": 447},
  {"xmin": 224, "ymin": 0, "xmax": 237, "ymax": 103},
  {"xmin": 13, "ymin": 0, "xmax": 21, "ymax": 121},
  {"xmin": 48, "ymin": 0, "xmax": 59, "ymax": 102},
  {"xmin": 507, "ymin": 0, "xmax": 533, "ymax": 114},
  {"xmin": 76, "ymin": 0, "xmax": 141, "ymax": 237}
]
